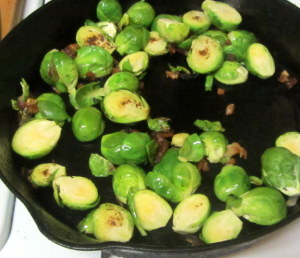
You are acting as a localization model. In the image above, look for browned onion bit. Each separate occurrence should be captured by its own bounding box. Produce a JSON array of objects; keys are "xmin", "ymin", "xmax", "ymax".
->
[
  {"xmin": 61, "ymin": 43, "xmax": 80, "ymax": 59},
  {"xmin": 225, "ymin": 103, "xmax": 235, "ymax": 116},
  {"xmin": 278, "ymin": 69, "xmax": 298, "ymax": 89},
  {"xmin": 224, "ymin": 142, "xmax": 248, "ymax": 160},
  {"xmin": 196, "ymin": 158, "xmax": 210, "ymax": 172}
]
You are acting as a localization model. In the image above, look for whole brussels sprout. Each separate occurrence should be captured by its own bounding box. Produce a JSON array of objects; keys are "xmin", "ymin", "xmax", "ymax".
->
[
  {"xmin": 96, "ymin": 0, "xmax": 123, "ymax": 23},
  {"xmin": 178, "ymin": 133, "xmax": 205, "ymax": 162},
  {"xmin": 115, "ymin": 25, "xmax": 150, "ymax": 56},
  {"xmin": 187, "ymin": 35, "xmax": 224, "ymax": 74},
  {"xmin": 75, "ymin": 46, "xmax": 113, "ymax": 79},
  {"xmin": 144, "ymin": 31, "xmax": 168, "ymax": 56},
  {"xmin": 203, "ymin": 30, "xmax": 229, "ymax": 46},
  {"xmin": 89, "ymin": 153, "xmax": 115, "ymax": 177},
  {"xmin": 157, "ymin": 18, "xmax": 190, "ymax": 44},
  {"xmin": 151, "ymin": 14, "xmax": 182, "ymax": 31},
  {"xmin": 100, "ymin": 131, "xmax": 157, "ymax": 165},
  {"xmin": 276, "ymin": 131, "xmax": 300, "ymax": 157},
  {"xmin": 214, "ymin": 61, "xmax": 248, "ymax": 85},
  {"xmin": 261, "ymin": 147, "xmax": 300, "ymax": 196},
  {"xmin": 119, "ymin": 51, "xmax": 149, "ymax": 76},
  {"xmin": 76, "ymin": 26, "xmax": 116, "ymax": 54},
  {"xmin": 182, "ymin": 10, "xmax": 211, "ymax": 34},
  {"xmin": 202, "ymin": 0, "xmax": 242, "ymax": 32},
  {"xmin": 226, "ymin": 187, "xmax": 287, "ymax": 225},
  {"xmin": 104, "ymin": 71, "xmax": 139, "ymax": 94},
  {"xmin": 102, "ymin": 89, "xmax": 150, "ymax": 123},
  {"xmin": 113, "ymin": 164, "xmax": 146, "ymax": 204},
  {"xmin": 72, "ymin": 107, "xmax": 105, "ymax": 142},
  {"xmin": 214, "ymin": 165, "xmax": 251, "ymax": 202},
  {"xmin": 127, "ymin": 0, "xmax": 155, "ymax": 27},
  {"xmin": 245, "ymin": 43, "xmax": 275, "ymax": 79},
  {"xmin": 12, "ymin": 119, "xmax": 61, "ymax": 159}
]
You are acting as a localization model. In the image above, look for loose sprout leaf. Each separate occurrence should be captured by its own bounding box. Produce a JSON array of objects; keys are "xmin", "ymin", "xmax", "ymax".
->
[
  {"xmin": 204, "ymin": 74, "xmax": 214, "ymax": 91},
  {"xmin": 75, "ymin": 82, "xmax": 105, "ymax": 108},
  {"xmin": 89, "ymin": 153, "xmax": 115, "ymax": 177},
  {"xmin": 194, "ymin": 119, "xmax": 225, "ymax": 132},
  {"xmin": 147, "ymin": 117, "xmax": 171, "ymax": 132}
]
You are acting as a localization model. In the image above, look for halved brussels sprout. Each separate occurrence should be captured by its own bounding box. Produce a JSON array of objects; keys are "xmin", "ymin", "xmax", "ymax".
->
[
  {"xmin": 115, "ymin": 25, "xmax": 150, "ymax": 56},
  {"xmin": 171, "ymin": 133, "xmax": 190, "ymax": 147},
  {"xmin": 276, "ymin": 131, "xmax": 300, "ymax": 157},
  {"xmin": 76, "ymin": 26, "xmax": 116, "ymax": 54},
  {"xmin": 53, "ymin": 176, "xmax": 100, "ymax": 210},
  {"xmin": 127, "ymin": 0, "xmax": 155, "ymax": 27},
  {"xmin": 144, "ymin": 31, "xmax": 168, "ymax": 56},
  {"xmin": 75, "ymin": 82, "xmax": 104, "ymax": 108},
  {"xmin": 173, "ymin": 194, "xmax": 211, "ymax": 235},
  {"xmin": 74, "ymin": 46, "xmax": 113, "ymax": 79},
  {"xmin": 214, "ymin": 165, "xmax": 250, "ymax": 202},
  {"xmin": 182, "ymin": 10, "xmax": 211, "ymax": 34},
  {"xmin": 79, "ymin": 203, "xmax": 134, "ymax": 242},
  {"xmin": 178, "ymin": 133, "xmax": 205, "ymax": 162},
  {"xmin": 214, "ymin": 61, "xmax": 248, "ymax": 85},
  {"xmin": 104, "ymin": 71, "xmax": 139, "ymax": 94},
  {"xmin": 261, "ymin": 147, "xmax": 300, "ymax": 196},
  {"xmin": 151, "ymin": 14, "xmax": 182, "ymax": 31},
  {"xmin": 12, "ymin": 119, "xmax": 61, "ymax": 159},
  {"xmin": 203, "ymin": 30, "xmax": 228, "ymax": 46},
  {"xmin": 201, "ymin": 210, "xmax": 243, "ymax": 244},
  {"xmin": 102, "ymin": 89, "xmax": 150, "ymax": 124},
  {"xmin": 96, "ymin": 0, "xmax": 123, "ymax": 23},
  {"xmin": 201, "ymin": 0, "xmax": 242, "ymax": 32},
  {"xmin": 28, "ymin": 163, "xmax": 66, "ymax": 187},
  {"xmin": 113, "ymin": 164, "xmax": 146, "ymax": 204},
  {"xmin": 84, "ymin": 21, "xmax": 118, "ymax": 39},
  {"xmin": 245, "ymin": 43, "xmax": 275, "ymax": 79},
  {"xmin": 157, "ymin": 18, "xmax": 190, "ymax": 43},
  {"xmin": 187, "ymin": 35, "xmax": 224, "ymax": 74},
  {"xmin": 119, "ymin": 51, "xmax": 149, "ymax": 76},
  {"xmin": 89, "ymin": 153, "xmax": 115, "ymax": 177},
  {"xmin": 226, "ymin": 187, "xmax": 287, "ymax": 225},
  {"xmin": 72, "ymin": 107, "xmax": 105, "ymax": 142}
]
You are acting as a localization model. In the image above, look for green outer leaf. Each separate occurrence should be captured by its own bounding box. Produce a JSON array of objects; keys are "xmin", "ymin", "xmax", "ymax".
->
[
  {"xmin": 75, "ymin": 82, "xmax": 104, "ymax": 108},
  {"xmin": 89, "ymin": 153, "xmax": 115, "ymax": 177},
  {"xmin": 127, "ymin": 0, "xmax": 156, "ymax": 27},
  {"xmin": 178, "ymin": 133, "xmax": 205, "ymax": 162},
  {"xmin": 194, "ymin": 119, "xmax": 225, "ymax": 132},
  {"xmin": 37, "ymin": 100, "xmax": 70, "ymax": 122},
  {"xmin": 96, "ymin": 0, "xmax": 123, "ymax": 23}
]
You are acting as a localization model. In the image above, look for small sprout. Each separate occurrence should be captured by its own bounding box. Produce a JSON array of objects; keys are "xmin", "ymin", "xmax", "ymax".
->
[
  {"xmin": 178, "ymin": 133, "xmax": 205, "ymax": 162},
  {"xmin": 261, "ymin": 147, "xmax": 300, "ymax": 196},
  {"xmin": 102, "ymin": 89, "xmax": 150, "ymax": 124},
  {"xmin": 115, "ymin": 25, "xmax": 150, "ymax": 56},
  {"xmin": 113, "ymin": 164, "xmax": 146, "ymax": 204},
  {"xmin": 182, "ymin": 10, "xmax": 211, "ymax": 34},
  {"xmin": 201, "ymin": 0, "xmax": 242, "ymax": 32},
  {"xmin": 74, "ymin": 46, "xmax": 113, "ymax": 79},
  {"xmin": 72, "ymin": 107, "xmax": 105, "ymax": 142},
  {"xmin": 151, "ymin": 14, "xmax": 182, "ymax": 32},
  {"xmin": 75, "ymin": 82, "xmax": 105, "ymax": 108},
  {"xmin": 203, "ymin": 30, "xmax": 229, "ymax": 46},
  {"xmin": 147, "ymin": 117, "xmax": 171, "ymax": 132},
  {"xmin": 200, "ymin": 210, "xmax": 243, "ymax": 244},
  {"xmin": 12, "ymin": 119, "xmax": 61, "ymax": 159},
  {"xmin": 194, "ymin": 119, "xmax": 225, "ymax": 132},
  {"xmin": 171, "ymin": 133, "xmax": 190, "ymax": 147},
  {"xmin": 144, "ymin": 31, "xmax": 168, "ymax": 56},
  {"xmin": 96, "ymin": 0, "xmax": 123, "ymax": 23},
  {"xmin": 173, "ymin": 194, "xmax": 211, "ymax": 235},
  {"xmin": 127, "ymin": 0, "xmax": 156, "ymax": 27},
  {"xmin": 214, "ymin": 165, "xmax": 251, "ymax": 202},
  {"xmin": 214, "ymin": 61, "xmax": 248, "ymax": 85},
  {"xmin": 245, "ymin": 43, "xmax": 275, "ymax": 79},
  {"xmin": 226, "ymin": 187, "xmax": 287, "ymax": 225},
  {"xmin": 119, "ymin": 51, "xmax": 149, "ymax": 76},
  {"xmin": 28, "ymin": 163, "xmax": 66, "ymax": 187},
  {"xmin": 275, "ymin": 131, "xmax": 300, "ymax": 157},
  {"xmin": 89, "ymin": 153, "xmax": 115, "ymax": 177},
  {"xmin": 53, "ymin": 176, "xmax": 100, "ymax": 210},
  {"xmin": 187, "ymin": 35, "xmax": 224, "ymax": 74},
  {"xmin": 157, "ymin": 18, "xmax": 190, "ymax": 43}
]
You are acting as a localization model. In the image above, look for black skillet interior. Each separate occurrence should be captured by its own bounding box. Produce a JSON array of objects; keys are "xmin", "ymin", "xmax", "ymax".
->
[{"xmin": 1, "ymin": 0, "xmax": 300, "ymax": 257}]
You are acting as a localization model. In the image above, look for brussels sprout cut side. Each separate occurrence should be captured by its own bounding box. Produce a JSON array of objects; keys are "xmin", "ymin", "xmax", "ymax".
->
[
  {"xmin": 144, "ymin": 31, "xmax": 168, "ymax": 56},
  {"xmin": 275, "ymin": 131, "xmax": 300, "ymax": 157},
  {"xmin": 214, "ymin": 61, "xmax": 248, "ymax": 85},
  {"xmin": 182, "ymin": 10, "xmax": 211, "ymax": 34},
  {"xmin": 104, "ymin": 72, "xmax": 139, "ymax": 94},
  {"xmin": 119, "ymin": 51, "xmax": 149, "ymax": 76}
]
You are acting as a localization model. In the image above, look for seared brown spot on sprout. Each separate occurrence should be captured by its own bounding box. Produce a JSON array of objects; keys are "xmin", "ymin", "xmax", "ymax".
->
[{"xmin": 108, "ymin": 211, "xmax": 123, "ymax": 227}]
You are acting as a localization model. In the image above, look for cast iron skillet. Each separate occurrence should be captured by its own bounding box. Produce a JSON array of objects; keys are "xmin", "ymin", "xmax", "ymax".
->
[{"xmin": 1, "ymin": 0, "xmax": 300, "ymax": 257}]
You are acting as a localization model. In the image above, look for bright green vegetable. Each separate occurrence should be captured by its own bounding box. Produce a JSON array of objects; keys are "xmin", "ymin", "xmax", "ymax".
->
[
  {"xmin": 194, "ymin": 119, "xmax": 225, "ymax": 132},
  {"xmin": 113, "ymin": 164, "xmax": 146, "ymax": 204},
  {"xmin": 12, "ymin": 119, "xmax": 61, "ymax": 159},
  {"xmin": 173, "ymin": 194, "xmax": 211, "ymax": 235},
  {"xmin": 202, "ymin": 0, "xmax": 242, "ymax": 32},
  {"xmin": 96, "ymin": 0, "xmax": 123, "ymax": 23},
  {"xmin": 201, "ymin": 210, "xmax": 243, "ymax": 244},
  {"xmin": 157, "ymin": 18, "xmax": 190, "ymax": 43},
  {"xmin": 147, "ymin": 117, "xmax": 171, "ymax": 132},
  {"xmin": 53, "ymin": 176, "xmax": 100, "ymax": 210},
  {"xmin": 226, "ymin": 187, "xmax": 287, "ymax": 225},
  {"xmin": 102, "ymin": 89, "xmax": 150, "ymax": 123},
  {"xmin": 144, "ymin": 31, "xmax": 168, "ymax": 56},
  {"xmin": 75, "ymin": 82, "xmax": 104, "ymax": 108},
  {"xmin": 276, "ymin": 131, "xmax": 300, "ymax": 157},
  {"xmin": 203, "ymin": 30, "xmax": 228, "ymax": 46},
  {"xmin": 151, "ymin": 14, "xmax": 182, "ymax": 32},
  {"xmin": 100, "ymin": 131, "xmax": 157, "ymax": 165},
  {"xmin": 214, "ymin": 165, "xmax": 250, "ymax": 202},
  {"xmin": 72, "ymin": 107, "xmax": 105, "ymax": 142},
  {"xmin": 115, "ymin": 25, "xmax": 150, "ymax": 56},
  {"xmin": 28, "ymin": 163, "xmax": 66, "ymax": 187},
  {"xmin": 127, "ymin": 0, "xmax": 155, "ymax": 27},
  {"xmin": 187, "ymin": 35, "xmax": 224, "ymax": 74},
  {"xmin": 119, "ymin": 51, "xmax": 149, "ymax": 76},
  {"xmin": 261, "ymin": 147, "xmax": 300, "ymax": 196},
  {"xmin": 214, "ymin": 61, "xmax": 248, "ymax": 85},
  {"xmin": 245, "ymin": 43, "xmax": 275, "ymax": 79},
  {"xmin": 182, "ymin": 10, "xmax": 211, "ymax": 34},
  {"xmin": 84, "ymin": 20, "xmax": 117, "ymax": 39},
  {"xmin": 74, "ymin": 46, "xmax": 113, "ymax": 79},
  {"xmin": 146, "ymin": 148, "xmax": 201, "ymax": 203},
  {"xmin": 177, "ymin": 35, "xmax": 198, "ymax": 50},
  {"xmin": 104, "ymin": 72, "xmax": 139, "ymax": 94},
  {"xmin": 89, "ymin": 153, "xmax": 115, "ymax": 177},
  {"xmin": 178, "ymin": 133, "xmax": 205, "ymax": 162}
]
